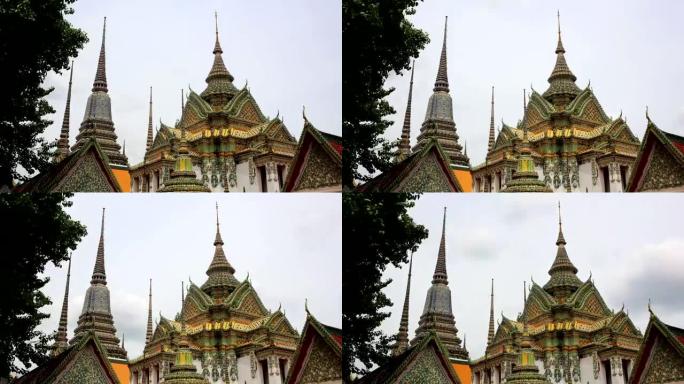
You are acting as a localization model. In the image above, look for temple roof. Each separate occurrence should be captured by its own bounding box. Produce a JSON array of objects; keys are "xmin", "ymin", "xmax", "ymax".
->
[
  {"xmin": 286, "ymin": 309, "xmax": 342, "ymax": 384},
  {"xmin": 627, "ymin": 114, "xmax": 684, "ymax": 191},
  {"xmin": 357, "ymin": 333, "xmax": 460, "ymax": 384},
  {"xmin": 14, "ymin": 138, "xmax": 122, "ymax": 192},
  {"xmin": 283, "ymin": 115, "xmax": 342, "ymax": 192},
  {"xmin": 630, "ymin": 309, "xmax": 684, "ymax": 382},
  {"xmin": 357, "ymin": 139, "xmax": 462, "ymax": 192},
  {"xmin": 14, "ymin": 332, "xmax": 120, "ymax": 384}
]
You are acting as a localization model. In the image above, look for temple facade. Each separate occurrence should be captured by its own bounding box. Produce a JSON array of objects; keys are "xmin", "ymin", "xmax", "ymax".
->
[
  {"xmin": 128, "ymin": 206, "xmax": 300, "ymax": 384},
  {"xmin": 472, "ymin": 15, "xmax": 640, "ymax": 193},
  {"xmin": 129, "ymin": 15, "xmax": 298, "ymax": 193},
  {"xmin": 470, "ymin": 206, "xmax": 642, "ymax": 384}
]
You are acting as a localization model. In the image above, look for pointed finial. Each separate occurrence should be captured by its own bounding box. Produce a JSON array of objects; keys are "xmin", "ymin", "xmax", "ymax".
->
[
  {"xmin": 645, "ymin": 105, "xmax": 651, "ymax": 121},
  {"xmin": 463, "ymin": 334, "xmax": 467, "ymax": 349},
  {"xmin": 122, "ymin": 333, "xmax": 125, "ymax": 349},
  {"xmin": 215, "ymin": 11, "xmax": 218, "ymax": 38},
  {"xmin": 433, "ymin": 16, "xmax": 450, "ymax": 92},
  {"xmin": 558, "ymin": 201, "xmax": 562, "ymax": 227},
  {"xmin": 302, "ymin": 105, "xmax": 308, "ymax": 122},
  {"xmin": 305, "ymin": 298, "xmax": 310, "ymax": 314},
  {"xmin": 555, "ymin": 11, "xmax": 566, "ymax": 54},
  {"xmin": 122, "ymin": 140, "xmax": 126, "ymax": 156},
  {"xmin": 464, "ymin": 141, "xmax": 467, "ymax": 157},
  {"xmin": 92, "ymin": 17, "xmax": 108, "ymax": 92},
  {"xmin": 523, "ymin": 280, "xmax": 527, "ymax": 305}
]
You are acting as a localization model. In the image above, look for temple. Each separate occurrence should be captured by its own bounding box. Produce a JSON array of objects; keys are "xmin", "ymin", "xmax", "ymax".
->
[
  {"xmin": 128, "ymin": 205, "xmax": 300, "ymax": 383},
  {"xmin": 358, "ymin": 17, "xmax": 472, "ymax": 192},
  {"xmin": 472, "ymin": 13, "xmax": 640, "ymax": 192},
  {"xmin": 130, "ymin": 14, "xmax": 298, "ymax": 192},
  {"xmin": 626, "ymin": 112, "xmax": 684, "ymax": 191},
  {"xmin": 359, "ymin": 208, "xmax": 471, "ymax": 383},
  {"xmin": 470, "ymin": 204, "xmax": 642, "ymax": 384},
  {"xmin": 15, "ymin": 18, "xmax": 131, "ymax": 192}
]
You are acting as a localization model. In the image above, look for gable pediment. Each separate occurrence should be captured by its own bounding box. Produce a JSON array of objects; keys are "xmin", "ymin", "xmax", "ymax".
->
[
  {"xmin": 55, "ymin": 149, "xmax": 118, "ymax": 192},
  {"xmin": 397, "ymin": 151, "xmax": 453, "ymax": 192},
  {"xmin": 641, "ymin": 139, "xmax": 684, "ymax": 191}
]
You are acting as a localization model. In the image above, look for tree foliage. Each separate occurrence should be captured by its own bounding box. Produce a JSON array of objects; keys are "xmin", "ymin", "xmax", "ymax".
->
[
  {"xmin": 342, "ymin": 0, "xmax": 429, "ymax": 188},
  {"xmin": 342, "ymin": 193, "xmax": 428, "ymax": 380},
  {"xmin": 0, "ymin": 193, "xmax": 86, "ymax": 377},
  {"xmin": 0, "ymin": 0, "xmax": 88, "ymax": 187}
]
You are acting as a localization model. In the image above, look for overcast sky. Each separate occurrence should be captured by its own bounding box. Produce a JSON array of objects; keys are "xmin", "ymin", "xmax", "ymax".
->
[
  {"xmin": 379, "ymin": 194, "xmax": 684, "ymax": 361},
  {"xmin": 38, "ymin": 194, "xmax": 341, "ymax": 361},
  {"xmin": 383, "ymin": 0, "xmax": 684, "ymax": 167},
  {"xmin": 40, "ymin": 0, "xmax": 341, "ymax": 168}
]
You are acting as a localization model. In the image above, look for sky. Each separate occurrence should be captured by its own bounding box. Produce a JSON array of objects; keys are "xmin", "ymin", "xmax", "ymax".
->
[
  {"xmin": 379, "ymin": 194, "xmax": 684, "ymax": 362},
  {"xmin": 38, "ymin": 194, "xmax": 341, "ymax": 361},
  {"xmin": 383, "ymin": 0, "xmax": 684, "ymax": 168},
  {"xmin": 40, "ymin": 0, "xmax": 341, "ymax": 168}
]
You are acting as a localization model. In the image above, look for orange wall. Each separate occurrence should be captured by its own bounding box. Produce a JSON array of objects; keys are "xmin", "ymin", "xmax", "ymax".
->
[
  {"xmin": 452, "ymin": 362, "xmax": 472, "ymax": 384},
  {"xmin": 453, "ymin": 170, "xmax": 473, "ymax": 192},
  {"xmin": 111, "ymin": 362, "xmax": 130, "ymax": 384},
  {"xmin": 112, "ymin": 169, "xmax": 130, "ymax": 192}
]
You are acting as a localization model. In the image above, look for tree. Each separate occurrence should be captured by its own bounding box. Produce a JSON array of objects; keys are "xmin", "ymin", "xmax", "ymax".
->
[
  {"xmin": 342, "ymin": 0, "xmax": 429, "ymax": 188},
  {"xmin": 342, "ymin": 193, "xmax": 428, "ymax": 380},
  {"xmin": 0, "ymin": 0, "xmax": 88, "ymax": 188},
  {"xmin": 0, "ymin": 193, "xmax": 87, "ymax": 377}
]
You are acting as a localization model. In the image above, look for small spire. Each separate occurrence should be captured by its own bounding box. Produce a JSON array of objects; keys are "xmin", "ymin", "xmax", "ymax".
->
[
  {"xmin": 433, "ymin": 17, "xmax": 449, "ymax": 93},
  {"xmin": 398, "ymin": 61, "xmax": 415, "ymax": 159},
  {"xmin": 488, "ymin": 86, "xmax": 495, "ymax": 152},
  {"xmin": 522, "ymin": 89, "xmax": 529, "ymax": 142},
  {"xmin": 180, "ymin": 281, "xmax": 185, "ymax": 331},
  {"xmin": 146, "ymin": 279, "xmax": 153, "ymax": 344},
  {"xmin": 393, "ymin": 251, "xmax": 413, "ymax": 356},
  {"xmin": 463, "ymin": 334, "xmax": 467, "ymax": 350},
  {"xmin": 121, "ymin": 334, "xmax": 125, "ymax": 349},
  {"xmin": 91, "ymin": 208, "xmax": 107, "ymax": 285},
  {"xmin": 92, "ymin": 17, "xmax": 108, "ymax": 93},
  {"xmin": 57, "ymin": 61, "xmax": 74, "ymax": 160},
  {"xmin": 523, "ymin": 280, "xmax": 527, "ymax": 306},
  {"xmin": 146, "ymin": 86, "xmax": 153, "ymax": 151},
  {"xmin": 487, "ymin": 278, "xmax": 495, "ymax": 345},
  {"xmin": 53, "ymin": 256, "xmax": 72, "ymax": 355},
  {"xmin": 432, "ymin": 207, "xmax": 449, "ymax": 284},
  {"xmin": 464, "ymin": 141, "xmax": 468, "ymax": 157},
  {"xmin": 122, "ymin": 140, "xmax": 126, "ymax": 156}
]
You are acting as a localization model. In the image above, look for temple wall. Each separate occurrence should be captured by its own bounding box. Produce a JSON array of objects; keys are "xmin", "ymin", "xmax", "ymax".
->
[
  {"xmin": 579, "ymin": 355, "xmax": 602, "ymax": 384},
  {"xmin": 579, "ymin": 161, "xmax": 598, "ymax": 192},
  {"xmin": 236, "ymin": 161, "xmax": 260, "ymax": 192}
]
